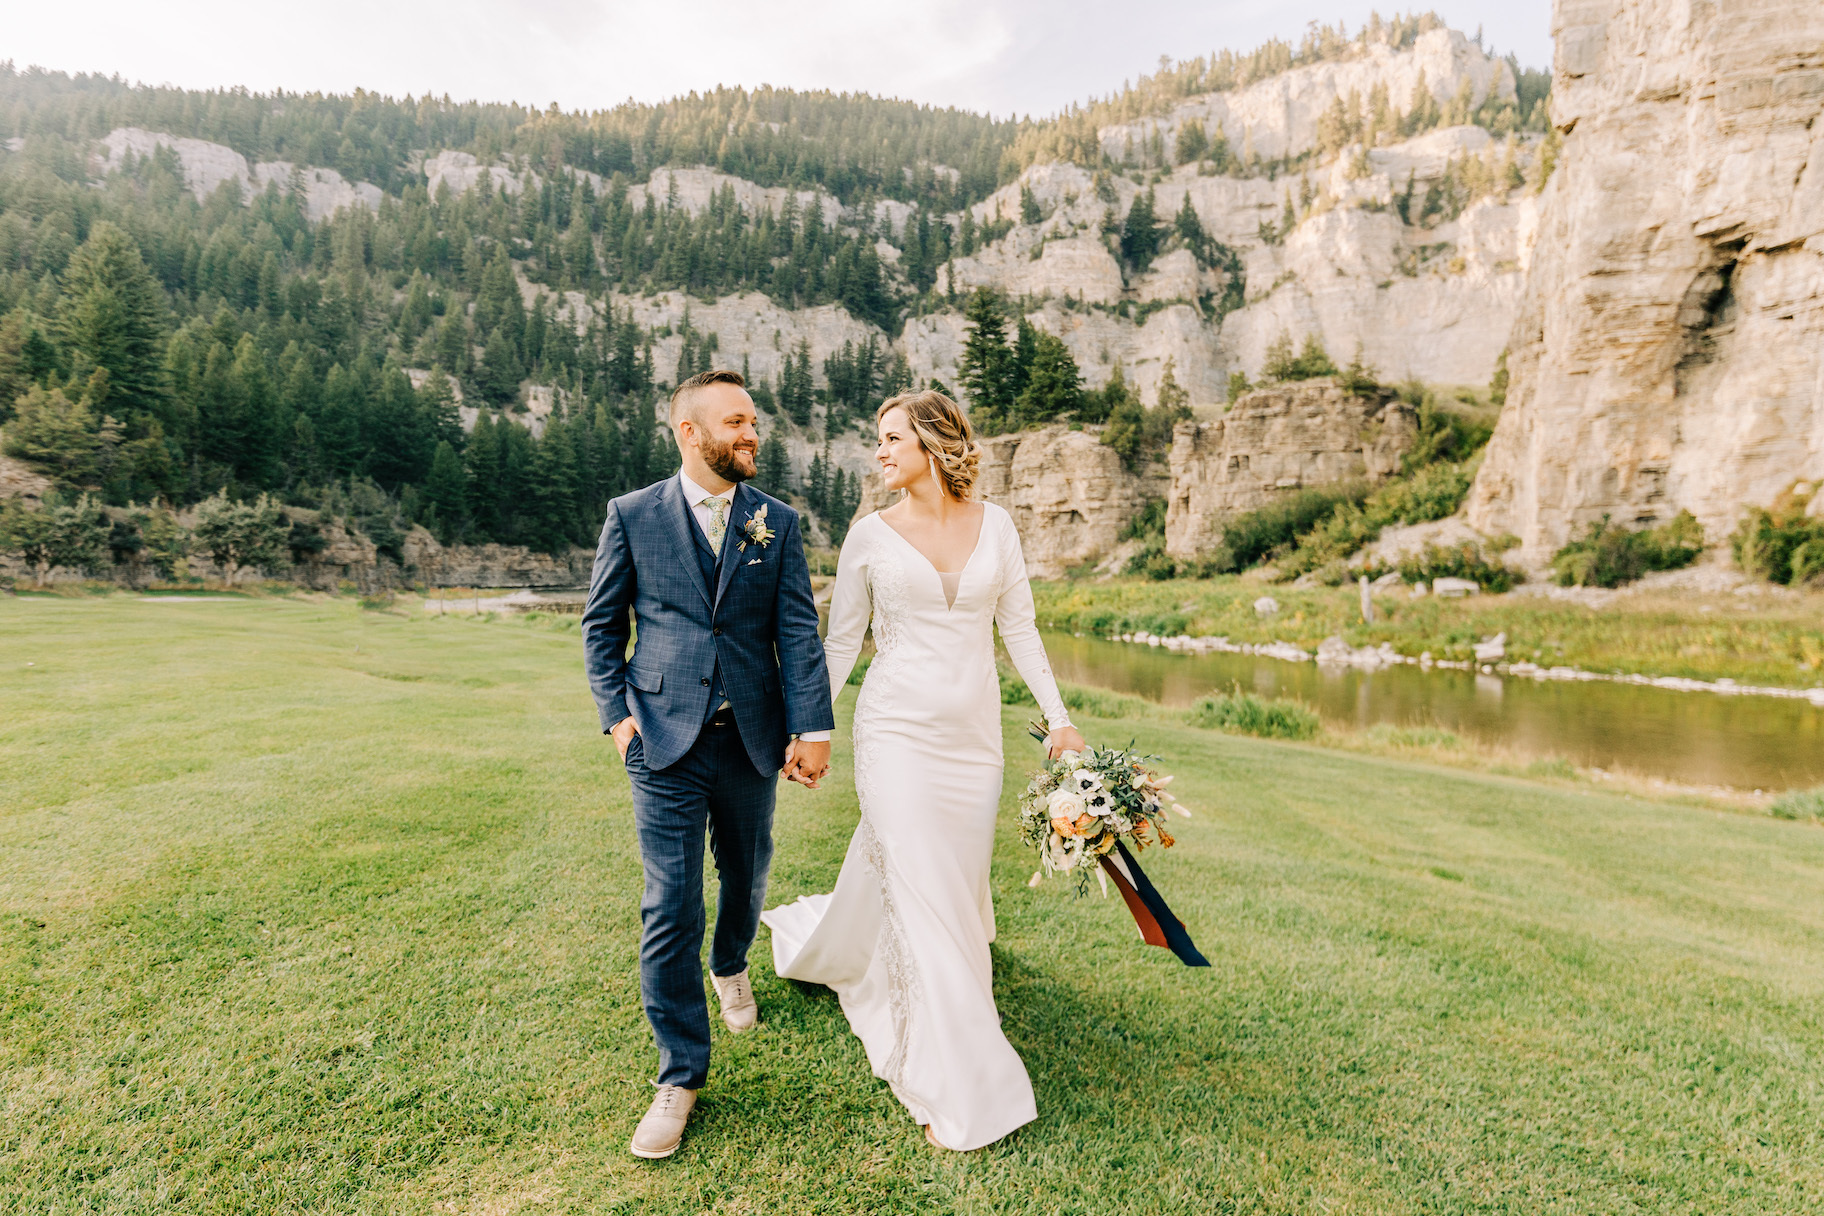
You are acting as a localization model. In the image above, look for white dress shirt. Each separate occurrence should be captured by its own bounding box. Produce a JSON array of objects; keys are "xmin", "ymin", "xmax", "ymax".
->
[{"xmin": 675, "ymin": 471, "xmax": 829, "ymax": 744}]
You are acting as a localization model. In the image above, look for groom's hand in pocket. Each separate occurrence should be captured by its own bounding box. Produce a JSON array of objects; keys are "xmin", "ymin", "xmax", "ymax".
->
[{"xmin": 611, "ymin": 716, "xmax": 640, "ymax": 761}]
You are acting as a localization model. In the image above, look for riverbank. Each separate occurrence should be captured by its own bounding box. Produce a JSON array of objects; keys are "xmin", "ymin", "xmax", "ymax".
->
[
  {"xmin": 6, "ymin": 597, "xmax": 1824, "ymax": 1211},
  {"xmin": 1031, "ymin": 573, "xmax": 1824, "ymax": 691}
]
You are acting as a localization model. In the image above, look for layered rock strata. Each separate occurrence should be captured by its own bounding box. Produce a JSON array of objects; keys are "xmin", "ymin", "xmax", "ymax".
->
[
  {"xmin": 851, "ymin": 425, "xmax": 1166, "ymax": 578},
  {"xmin": 1467, "ymin": 0, "xmax": 1824, "ymax": 559},
  {"xmin": 1165, "ymin": 379, "xmax": 1418, "ymax": 559}
]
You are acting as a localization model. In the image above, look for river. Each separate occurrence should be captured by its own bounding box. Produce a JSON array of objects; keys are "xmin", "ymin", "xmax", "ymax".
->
[{"xmin": 1039, "ymin": 632, "xmax": 1824, "ymax": 792}]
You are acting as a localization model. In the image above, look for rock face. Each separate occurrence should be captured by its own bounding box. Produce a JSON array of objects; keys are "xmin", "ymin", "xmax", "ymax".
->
[
  {"xmin": 402, "ymin": 529, "xmax": 593, "ymax": 588},
  {"xmin": 850, "ymin": 425, "xmax": 1163, "ymax": 578},
  {"xmin": 1467, "ymin": 0, "xmax": 1824, "ymax": 560},
  {"xmin": 1097, "ymin": 28, "xmax": 1515, "ymax": 164},
  {"xmin": 1165, "ymin": 380, "xmax": 1417, "ymax": 559},
  {"xmin": 98, "ymin": 128, "xmax": 382, "ymax": 221}
]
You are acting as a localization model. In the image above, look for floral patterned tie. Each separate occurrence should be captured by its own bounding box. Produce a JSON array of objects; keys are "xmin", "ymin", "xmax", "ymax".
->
[{"xmin": 701, "ymin": 496, "xmax": 729, "ymax": 555}]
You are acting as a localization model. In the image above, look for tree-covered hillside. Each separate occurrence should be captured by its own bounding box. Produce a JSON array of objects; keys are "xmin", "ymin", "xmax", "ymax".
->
[
  {"xmin": 0, "ymin": 13, "xmax": 1552, "ymax": 569},
  {"xmin": 0, "ymin": 65, "xmax": 1017, "ymax": 209}
]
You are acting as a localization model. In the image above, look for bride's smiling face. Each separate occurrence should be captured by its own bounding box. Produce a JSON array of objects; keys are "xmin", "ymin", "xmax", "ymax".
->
[{"xmin": 876, "ymin": 407, "xmax": 931, "ymax": 493}]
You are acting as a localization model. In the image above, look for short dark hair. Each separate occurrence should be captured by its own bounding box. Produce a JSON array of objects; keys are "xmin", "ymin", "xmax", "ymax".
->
[{"xmin": 669, "ymin": 368, "xmax": 747, "ymax": 424}]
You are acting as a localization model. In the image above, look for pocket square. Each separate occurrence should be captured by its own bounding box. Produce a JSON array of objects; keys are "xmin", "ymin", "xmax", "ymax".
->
[{"xmin": 746, "ymin": 557, "xmax": 763, "ymax": 565}]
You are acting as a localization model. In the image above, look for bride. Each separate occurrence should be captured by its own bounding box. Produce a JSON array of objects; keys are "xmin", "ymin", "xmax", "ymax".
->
[{"xmin": 761, "ymin": 389, "xmax": 1085, "ymax": 1151}]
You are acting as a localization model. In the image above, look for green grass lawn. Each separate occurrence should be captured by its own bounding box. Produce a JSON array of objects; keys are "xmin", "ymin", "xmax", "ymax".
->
[{"xmin": 3, "ymin": 596, "xmax": 1823, "ymax": 1214}]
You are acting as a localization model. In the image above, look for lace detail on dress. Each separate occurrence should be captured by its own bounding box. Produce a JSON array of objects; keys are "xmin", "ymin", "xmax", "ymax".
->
[
  {"xmin": 855, "ymin": 809, "xmax": 921, "ymax": 1090},
  {"xmin": 849, "ymin": 525, "xmax": 923, "ymax": 1095}
]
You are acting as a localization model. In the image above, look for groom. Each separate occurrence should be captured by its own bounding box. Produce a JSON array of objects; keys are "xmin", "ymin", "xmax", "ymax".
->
[{"xmin": 582, "ymin": 369, "xmax": 834, "ymax": 1159}]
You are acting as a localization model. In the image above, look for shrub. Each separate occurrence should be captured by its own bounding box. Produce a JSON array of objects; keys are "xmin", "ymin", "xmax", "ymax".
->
[
  {"xmin": 1185, "ymin": 689, "xmax": 1321, "ymax": 740},
  {"xmin": 1281, "ymin": 460, "xmax": 1478, "ymax": 576},
  {"xmin": 1553, "ymin": 511, "xmax": 1705, "ymax": 587},
  {"xmin": 1733, "ymin": 484, "xmax": 1824, "ymax": 586},
  {"xmin": 1769, "ymin": 787, "xmax": 1824, "ymax": 821},
  {"xmin": 1364, "ymin": 724, "xmax": 1461, "ymax": 750},
  {"xmin": 1397, "ymin": 541, "xmax": 1518, "ymax": 593},
  {"xmin": 1210, "ymin": 483, "xmax": 1368, "ymax": 572}
]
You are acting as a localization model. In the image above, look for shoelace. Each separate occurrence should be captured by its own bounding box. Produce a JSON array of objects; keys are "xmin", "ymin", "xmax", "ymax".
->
[
  {"xmin": 653, "ymin": 1087, "xmax": 690, "ymax": 1116},
  {"xmin": 723, "ymin": 974, "xmax": 753, "ymax": 1005}
]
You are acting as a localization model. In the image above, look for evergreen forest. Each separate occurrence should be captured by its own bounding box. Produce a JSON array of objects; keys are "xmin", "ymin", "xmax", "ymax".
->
[{"xmin": 0, "ymin": 14, "xmax": 1549, "ymax": 568}]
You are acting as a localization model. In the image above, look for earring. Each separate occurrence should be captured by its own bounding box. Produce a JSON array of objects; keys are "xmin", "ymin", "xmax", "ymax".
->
[{"xmin": 928, "ymin": 456, "xmax": 938, "ymax": 485}]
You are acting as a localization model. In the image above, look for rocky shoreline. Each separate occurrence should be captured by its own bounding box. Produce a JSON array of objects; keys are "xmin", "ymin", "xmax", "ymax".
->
[{"xmin": 1110, "ymin": 629, "xmax": 1824, "ymax": 708}]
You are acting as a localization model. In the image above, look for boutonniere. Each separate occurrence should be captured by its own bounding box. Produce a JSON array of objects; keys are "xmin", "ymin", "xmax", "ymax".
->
[{"xmin": 738, "ymin": 503, "xmax": 773, "ymax": 551}]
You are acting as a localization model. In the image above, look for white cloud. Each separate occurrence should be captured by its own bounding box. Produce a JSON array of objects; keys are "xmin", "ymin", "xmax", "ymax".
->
[{"xmin": 3, "ymin": 0, "xmax": 1551, "ymax": 119}]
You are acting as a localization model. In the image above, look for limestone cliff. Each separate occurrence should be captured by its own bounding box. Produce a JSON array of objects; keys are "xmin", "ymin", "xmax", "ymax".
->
[
  {"xmin": 852, "ymin": 425, "xmax": 1164, "ymax": 578},
  {"xmin": 99, "ymin": 128, "xmax": 382, "ymax": 222},
  {"xmin": 1165, "ymin": 380, "xmax": 1418, "ymax": 559},
  {"xmin": 1467, "ymin": 0, "xmax": 1824, "ymax": 559}
]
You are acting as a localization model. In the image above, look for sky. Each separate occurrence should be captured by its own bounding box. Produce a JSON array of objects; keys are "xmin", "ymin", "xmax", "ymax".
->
[{"xmin": 5, "ymin": 0, "xmax": 1553, "ymax": 120}]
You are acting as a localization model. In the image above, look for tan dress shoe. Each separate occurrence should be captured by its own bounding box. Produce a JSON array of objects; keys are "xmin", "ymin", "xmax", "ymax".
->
[
  {"xmin": 711, "ymin": 968, "xmax": 758, "ymax": 1032},
  {"xmin": 630, "ymin": 1085, "xmax": 697, "ymax": 1159}
]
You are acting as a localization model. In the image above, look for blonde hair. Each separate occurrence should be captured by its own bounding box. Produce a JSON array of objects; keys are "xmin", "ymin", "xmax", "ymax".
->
[{"xmin": 877, "ymin": 390, "xmax": 981, "ymax": 500}]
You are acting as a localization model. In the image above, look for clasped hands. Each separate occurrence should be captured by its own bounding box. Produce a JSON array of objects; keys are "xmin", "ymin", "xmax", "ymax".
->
[
  {"xmin": 782, "ymin": 738, "xmax": 831, "ymax": 789},
  {"xmin": 613, "ymin": 718, "xmax": 830, "ymax": 789}
]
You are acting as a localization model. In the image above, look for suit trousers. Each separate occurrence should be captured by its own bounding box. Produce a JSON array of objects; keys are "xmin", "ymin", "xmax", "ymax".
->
[{"xmin": 623, "ymin": 720, "xmax": 776, "ymax": 1089}]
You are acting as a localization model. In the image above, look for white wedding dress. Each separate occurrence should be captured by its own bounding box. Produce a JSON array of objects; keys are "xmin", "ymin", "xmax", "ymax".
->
[{"xmin": 761, "ymin": 502, "xmax": 1072, "ymax": 1150}]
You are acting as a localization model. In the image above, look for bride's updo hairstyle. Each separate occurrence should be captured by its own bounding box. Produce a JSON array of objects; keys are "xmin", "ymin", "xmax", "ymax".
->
[{"xmin": 877, "ymin": 390, "xmax": 982, "ymax": 500}]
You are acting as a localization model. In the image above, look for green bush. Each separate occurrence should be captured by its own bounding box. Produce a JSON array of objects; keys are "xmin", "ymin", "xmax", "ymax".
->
[
  {"xmin": 1733, "ymin": 485, "xmax": 1824, "ymax": 586},
  {"xmin": 1769, "ymin": 787, "xmax": 1824, "ymax": 821},
  {"xmin": 1552, "ymin": 511, "xmax": 1704, "ymax": 588},
  {"xmin": 1397, "ymin": 541, "xmax": 1519, "ymax": 593},
  {"xmin": 1364, "ymin": 724, "xmax": 1461, "ymax": 750},
  {"xmin": 1185, "ymin": 689, "xmax": 1321, "ymax": 740},
  {"xmin": 1208, "ymin": 483, "xmax": 1368, "ymax": 572},
  {"xmin": 1281, "ymin": 460, "xmax": 1478, "ymax": 576}
]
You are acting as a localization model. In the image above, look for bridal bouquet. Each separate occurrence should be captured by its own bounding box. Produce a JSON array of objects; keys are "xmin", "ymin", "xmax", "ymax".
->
[{"xmin": 1017, "ymin": 725, "xmax": 1208, "ymax": 966}]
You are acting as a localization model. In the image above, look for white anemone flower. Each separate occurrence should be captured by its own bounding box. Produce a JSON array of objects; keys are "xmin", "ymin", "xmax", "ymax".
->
[{"xmin": 1069, "ymin": 769, "xmax": 1103, "ymax": 796}]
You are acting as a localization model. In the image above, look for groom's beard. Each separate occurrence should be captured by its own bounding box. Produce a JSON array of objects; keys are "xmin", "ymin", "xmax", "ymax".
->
[{"xmin": 702, "ymin": 435, "xmax": 757, "ymax": 483}]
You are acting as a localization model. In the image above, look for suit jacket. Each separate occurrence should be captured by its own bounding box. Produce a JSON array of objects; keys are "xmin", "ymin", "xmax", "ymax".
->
[{"xmin": 581, "ymin": 475, "xmax": 834, "ymax": 774}]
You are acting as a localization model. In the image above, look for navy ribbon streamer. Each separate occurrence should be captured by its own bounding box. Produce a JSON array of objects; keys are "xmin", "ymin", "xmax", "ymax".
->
[{"xmin": 1099, "ymin": 841, "xmax": 1209, "ymax": 967}]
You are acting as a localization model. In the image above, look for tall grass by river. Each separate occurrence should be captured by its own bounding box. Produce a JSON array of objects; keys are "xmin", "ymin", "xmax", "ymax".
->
[
  {"xmin": 1030, "ymin": 576, "xmax": 1824, "ymax": 688},
  {"xmin": 3, "ymin": 596, "xmax": 1823, "ymax": 1212}
]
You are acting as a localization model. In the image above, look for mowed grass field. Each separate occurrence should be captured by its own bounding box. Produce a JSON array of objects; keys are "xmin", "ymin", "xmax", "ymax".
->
[{"xmin": 3, "ymin": 596, "xmax": 1823, "ymax": 1215}]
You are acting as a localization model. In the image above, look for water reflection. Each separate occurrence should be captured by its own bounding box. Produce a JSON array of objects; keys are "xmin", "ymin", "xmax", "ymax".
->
[{"xmin": 1039, "ymin": 632, "xmax": 1824, "ymax": 792}]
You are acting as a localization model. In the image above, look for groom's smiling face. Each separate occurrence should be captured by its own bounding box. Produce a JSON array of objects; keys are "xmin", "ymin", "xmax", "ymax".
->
[{"xmin": 678, "ymin": 382, "xmax": 760, "ymax": 484}]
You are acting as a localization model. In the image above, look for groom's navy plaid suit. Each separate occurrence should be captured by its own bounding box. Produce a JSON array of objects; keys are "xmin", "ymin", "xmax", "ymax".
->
[{"xmin": 582, "ymin": 474, "xmax": 833, "ymax": 1088}]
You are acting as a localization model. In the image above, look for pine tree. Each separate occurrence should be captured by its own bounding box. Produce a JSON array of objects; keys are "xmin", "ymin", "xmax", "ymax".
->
[
  {"xmin": 1120, "ymin": 188, "xmax": 1163, "ymax": 270},
  {"xmin": 423, "ymin": 440, "xmax": 468, "ymax": 541},
  {"xmin": 1020, "ymin": 186, "xmax": 1042, "ymax": 225},
  {"xmin": 57, "ymin": 222, "xmax": 170, "ymax": 428},
  {"xmin": 2, "ymin": 386, "xmax": 104, "ymax": 491},
  {"xmin": 957, "ymin": 288, "xmax": 1015, "ymax": 432},
  {"xmin": 464, "ymin": 411, "xmax": 505, "ymax": 538},
  {"xmin": 479, "ymin": 328, "xmax": 524, "ymax": 406},
  {"xmin": 1013, "ymin": 330, "xmax": 1083, "ymax": 427},
  {"xmin": 806, "ymin": 446, "xmax": 829, "ymax": 514},
  {"xmin": 1174, "ymin": 121, "xmax": 1208, "ymax": 164},
  {"xmin": 755, "ymin": 433, "xmax": 791, "ymax": 496}
]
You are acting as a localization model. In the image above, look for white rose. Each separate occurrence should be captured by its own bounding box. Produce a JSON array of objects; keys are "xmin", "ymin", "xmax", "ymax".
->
[
  {"xmin": 1047, "ymin": 787, "xmax": 1085, "ymax": 820},
  {"xmin": 1045, "ymin": 831, "xmax": 1085, "ymax": 872}
]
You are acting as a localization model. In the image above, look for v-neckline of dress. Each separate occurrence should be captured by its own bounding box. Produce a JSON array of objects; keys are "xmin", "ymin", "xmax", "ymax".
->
[{"xmin": 877, "ymin": 507, "xmax": 987, "ymax": 612}]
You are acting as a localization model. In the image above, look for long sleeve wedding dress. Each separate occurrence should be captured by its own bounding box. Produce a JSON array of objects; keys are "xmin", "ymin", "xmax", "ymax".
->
[{"xmin": 760, "ymin": 503, "xmax": 1072, "ymax": 1151}]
